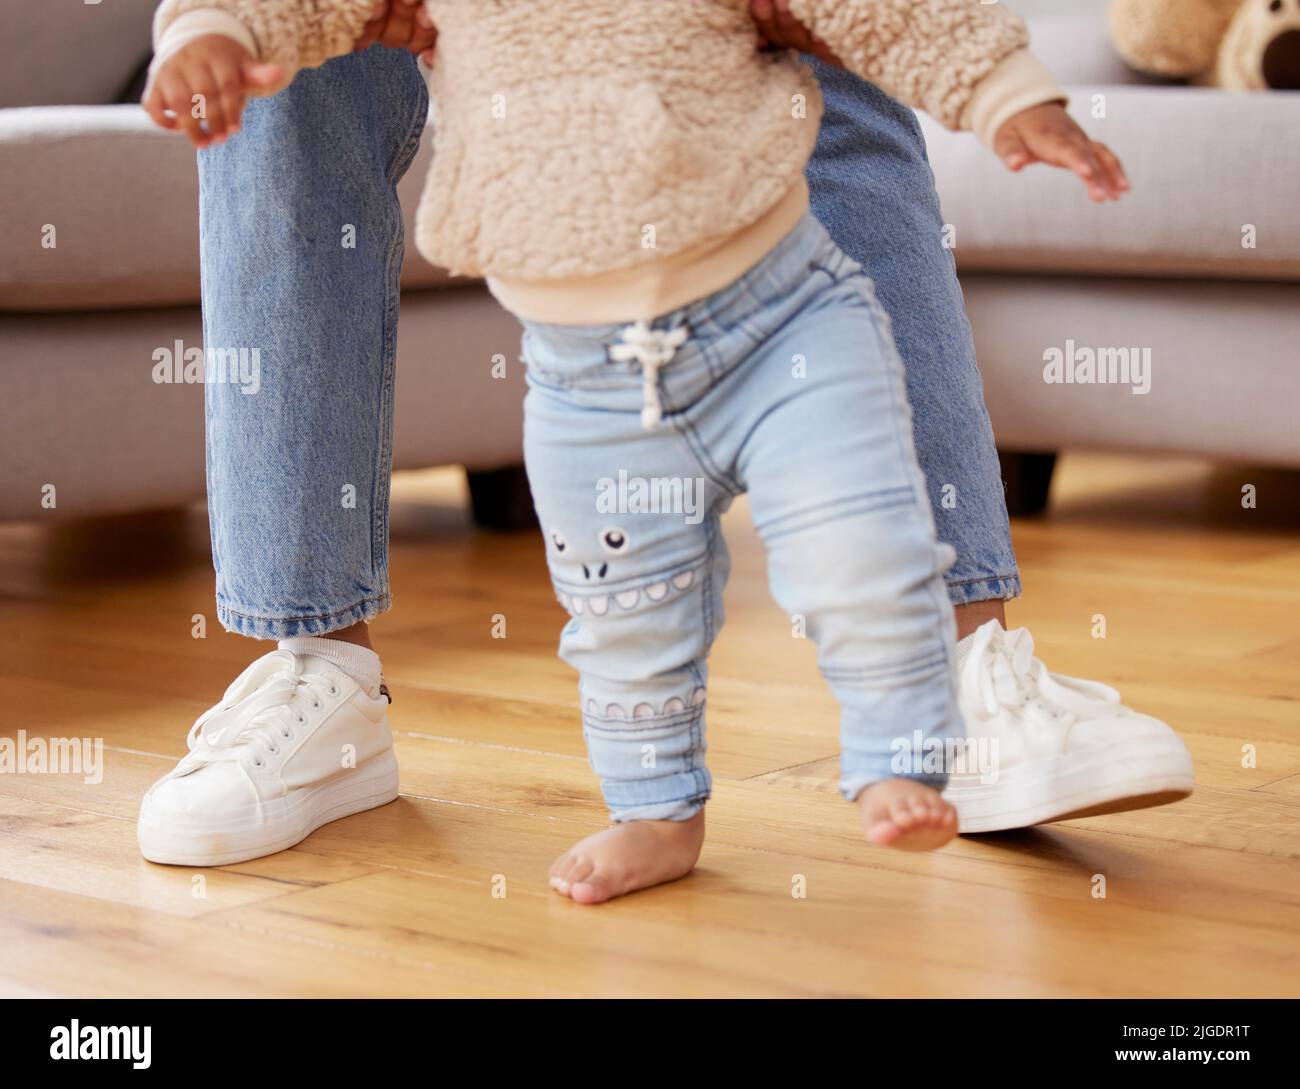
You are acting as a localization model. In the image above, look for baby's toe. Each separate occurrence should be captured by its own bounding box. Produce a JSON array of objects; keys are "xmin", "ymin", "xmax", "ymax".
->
[
  {"xmin": 867, "ymin": 817, "xmax": 901, "ymax": 846},
  {"xmin": 890, "ymin": 800, "xmax": 917, "ymax": 829},
  {"xmin": 549, "ymin": 852, "xmax": 589, "ymax": 893},
  {"xmin": 566, "ymin": 856, "xmax": 596, "ymax": 887},
  {"xmin": 548, "ymin": 852, "xmax": 573, "ymax": 881},
  {"xmin": 924, "ymin": 800, "xmax": 951, "ymax": 822},
  {"xmin": 570, "ymin": 872, "xmax": 617, "ymax": 905}
]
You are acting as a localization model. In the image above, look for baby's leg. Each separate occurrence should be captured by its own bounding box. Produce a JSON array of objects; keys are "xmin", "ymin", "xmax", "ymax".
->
[
  {"xmin": 737, "ymin": 257, "xmax": 963, "ymax": 851},
  {"xmin": 522, "ymin": 354, "xmax": 729, "ymax": 903}
]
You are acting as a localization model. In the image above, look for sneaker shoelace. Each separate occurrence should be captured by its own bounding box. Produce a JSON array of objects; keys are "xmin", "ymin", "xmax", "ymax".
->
[
  {"xmin": 164, "ymin": 652, "xmax": 337, "ymax": 789},
  {"xmin": 962, "ymin": 623, "xmax": 1122, "ymax": 733}
]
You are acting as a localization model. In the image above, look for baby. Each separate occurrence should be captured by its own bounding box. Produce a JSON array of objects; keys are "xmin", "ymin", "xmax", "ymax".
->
[{"xmin": 145, "ymin": 0, "xmax": 1127, "ymax": 903}]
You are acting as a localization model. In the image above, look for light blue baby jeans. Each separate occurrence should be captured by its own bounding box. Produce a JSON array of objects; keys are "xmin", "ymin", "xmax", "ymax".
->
[{"xmin": 520, "ymin": 212, "xmax": 961, "ymax": 820}]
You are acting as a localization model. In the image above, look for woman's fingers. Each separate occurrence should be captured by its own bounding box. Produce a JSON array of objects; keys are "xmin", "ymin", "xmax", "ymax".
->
[
  {"xmin": 378, "ymin": 0, "xmax": 420, "ymax": 47},
  {"xmin": 354, "ymin": 17, "xmax": 386, "ymax": 53},
  {"xmin": 751, "ymin": 0, "xmax": 780, "ymax": 47},
  {"xmin": 413, "ymin": 3, "xmax": 438, "ymax": 53},
  {"xmin": 750, "ymin": 0, "xmax": 843, "ymax": 65},
  {"xmin": 354, "ymin": 1, "xmax": 389, "ymax": 51},
  {"xmin": 806, "ymin": 35, "xmax": 844, "ymax": 68},
  {"xmin": 357, "ymin": 0, "xmax": 434, "ymax": 54},
  {"xmin": 773, "ymin": 0, "xmax": 809, "ymax": 48}
]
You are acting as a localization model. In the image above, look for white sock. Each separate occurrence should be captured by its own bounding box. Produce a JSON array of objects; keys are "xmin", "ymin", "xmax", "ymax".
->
[
  {"xmin": 279, "ymin": 636, "xmax": 382, "ymax": 699},
  {"xmin": 954, "ymin": 619, "xmax": 1008, "ymax": 669},
  {"xmin": 955, "ymin": 630, "xmax": 976, "ymax": 668}
]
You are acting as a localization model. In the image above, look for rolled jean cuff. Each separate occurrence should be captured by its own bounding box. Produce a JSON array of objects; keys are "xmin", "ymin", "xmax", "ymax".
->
[
  {"xmin": 840, "ymin": 768, "xmax": 949, "ymax": 803},
  {"xmin": 215, "ymin": 592, "xmax": 392, "ymax": 640},
  {"xmin": 945, "ymin": 573, "xmax": 1022, "ymax": 608},
  {"xmin": 604, "ymin": 773, "xmax": 711, "ymax": 823},
  {"xmin": 610, "ymin": 797, "xmax": 708, "ymax": 823}
]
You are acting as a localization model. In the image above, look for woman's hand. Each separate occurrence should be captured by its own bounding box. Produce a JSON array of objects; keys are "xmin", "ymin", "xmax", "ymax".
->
[
  {"xmin": 750, "ymin": 0, "xmax": 843, "ymax": 67},
  {"xmin": 353, "ymin": 0, "xmax": 438, "ymax": 65},
  {"xmin": 142, "ymin": 35, "xmax": 283, "ymax": 148},
  {"xmin": 993, "ymin": 102, "xmax": 1129, "ymax": 202}
]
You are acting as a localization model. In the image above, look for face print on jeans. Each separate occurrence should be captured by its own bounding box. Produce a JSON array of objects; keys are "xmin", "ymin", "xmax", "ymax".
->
[{"xmin": 547, "ymin": 524, "xmax": 698, "ymax": 617}]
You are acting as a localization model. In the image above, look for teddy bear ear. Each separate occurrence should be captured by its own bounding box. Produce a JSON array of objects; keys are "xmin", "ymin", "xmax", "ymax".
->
[{"xmin": 1109, "ymin": 0, "xmax": 1243, "ymax": 78}]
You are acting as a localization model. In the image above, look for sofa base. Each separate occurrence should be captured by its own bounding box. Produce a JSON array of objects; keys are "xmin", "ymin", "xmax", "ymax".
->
[
  {"xmin": 466, "ymin": 466, "xmax": 539, "ymax": 533},
  {"xmin": 999, "ymin": 450, "xmax": 1058, "ymax": 518}
]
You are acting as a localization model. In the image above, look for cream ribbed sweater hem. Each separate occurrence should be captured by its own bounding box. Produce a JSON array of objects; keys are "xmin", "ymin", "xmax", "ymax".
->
[
  {"xmin": 962, "ymin": 50, "xmax": 1068, "ymax": 147},
  {"xmin": 150, "ymin": 9, "xmax": 259, "ymax": 75},
  {"xmin": 487, "ymin": 179, "xmax": 811, "ymax": 326}
]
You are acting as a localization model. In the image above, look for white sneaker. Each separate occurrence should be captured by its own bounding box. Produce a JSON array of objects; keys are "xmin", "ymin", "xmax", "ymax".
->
[
  {"xmin": 138, "ymin": 648, "xmax": 399, "ymax": 866},
  {"xmin": 943, "ymin": 621, "xmax": 1195, "ymax": 833}
]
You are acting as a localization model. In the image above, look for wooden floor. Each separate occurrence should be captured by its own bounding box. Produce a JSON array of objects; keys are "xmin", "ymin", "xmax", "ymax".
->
[{"xmin": 1, "ymin": 453, "xmax": 1297, "ymax": 997}]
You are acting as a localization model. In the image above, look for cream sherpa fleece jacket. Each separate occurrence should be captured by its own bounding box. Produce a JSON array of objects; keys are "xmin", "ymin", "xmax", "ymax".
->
[{"xmin": 153, "ymin": 1, "xmax": 1064, "ymax": 323}]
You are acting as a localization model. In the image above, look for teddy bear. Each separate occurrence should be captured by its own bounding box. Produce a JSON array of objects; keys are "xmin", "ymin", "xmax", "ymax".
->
[{"xmin": 1110, "ymin": 0, "xmax": 1300, "ymax": 89}]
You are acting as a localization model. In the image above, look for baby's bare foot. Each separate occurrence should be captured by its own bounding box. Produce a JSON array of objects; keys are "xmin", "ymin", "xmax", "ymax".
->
[
  {"xmin": 857, "ymin": 779, "xmax": 957, "ymax": 851},
  {"xmin": 549, "ymin": 810, "xmax": 705, "ymax": 905}
]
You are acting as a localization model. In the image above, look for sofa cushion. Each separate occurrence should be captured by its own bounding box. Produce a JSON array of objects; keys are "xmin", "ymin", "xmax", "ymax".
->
[
  {"xmin": 2, "ymin": 0, "xmax": 157, "ymax": 108},
  {"xmin": 920, "ymin": 83, "xmax": 1300, "ymax": 281},
  {"xmin": 0, "ymin": 106, "xmax": 453, "ymax": 312},
  {"xmin": 1028, "ymin": 14, "xmax": 1155, "ymax": 88},
  {"xmin": 0, "ymin": 288, "xmax": 527, "ymax": 521}
]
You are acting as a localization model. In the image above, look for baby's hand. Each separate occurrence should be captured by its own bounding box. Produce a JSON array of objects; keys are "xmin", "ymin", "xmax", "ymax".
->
[
  {"xmin": 993, "ymin": 102, "xmax": 1129, "ymax": 203},
  {"xmin": 142, "ymin": 35, "xmax": 283, "ymax": 149}
]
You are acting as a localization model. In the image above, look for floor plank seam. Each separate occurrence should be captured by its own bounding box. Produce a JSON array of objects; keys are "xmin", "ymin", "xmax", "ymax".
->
[
  {"xmin": 384, "ymin": 678, "xmax": 577, "ymax": 710},
  {"xmin": 198, "ymin": 914, "xmax": 483, "ymax": 981},
  {"xmin": 736, "ymin": 754, "xmax": 840, "ymax": 781},
  {"xmin": 399, "ymin": 731, "xmax": 588, "ymax": 762}
]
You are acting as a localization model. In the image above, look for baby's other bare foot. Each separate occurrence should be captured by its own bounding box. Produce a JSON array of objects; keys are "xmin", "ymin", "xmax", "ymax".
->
[
  {"xmin": 549, "ymin": 810, "xmax": 705, "ymax": 905},
  {"xmin": 857, "ymin": 779, "xmax": 957, "ymax": 851}
]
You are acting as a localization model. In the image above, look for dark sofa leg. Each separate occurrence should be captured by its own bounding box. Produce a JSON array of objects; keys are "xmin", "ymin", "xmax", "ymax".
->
[
  {"xmin": 999, "ymin": 450, "xmax": 1057, "ymax": 517},
  {"xmin": 465, "ymin": 465, "xmax": 539, "ymax": 532}
]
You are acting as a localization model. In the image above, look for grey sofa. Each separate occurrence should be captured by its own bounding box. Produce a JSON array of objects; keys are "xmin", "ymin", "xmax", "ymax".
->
[
  {"xmin": 919, "ymin": 14, "xmax": 1300, "ymax": 508},
  {"xmin": 0, "ymin": 0, "xmax": 528, "ymax": 527},
  {"xmin": 2, "ymin": 8, "xmax": 1297, "ymax": 523}
]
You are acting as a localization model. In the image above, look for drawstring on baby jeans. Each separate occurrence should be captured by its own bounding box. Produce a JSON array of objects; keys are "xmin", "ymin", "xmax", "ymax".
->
[{"xmin": 609, "ymin": 321, "xmax": 690, "ymax": 429}]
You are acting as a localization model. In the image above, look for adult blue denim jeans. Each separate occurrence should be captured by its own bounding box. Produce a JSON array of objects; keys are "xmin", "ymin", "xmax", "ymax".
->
[
  {"xmin": 197, "ymin": 48, "xmax": 1019, "ymax": 641},
  {"xmin": 197, "ymin": 47, "xmax": 429, "ymax": 637},
  {"xmin": 522, "ymin": 212, "xmax": 961, "ymax": 819},
  {"xmin": 807, "ymin": 59, "xmax": 1018, "ymax": 607}
]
